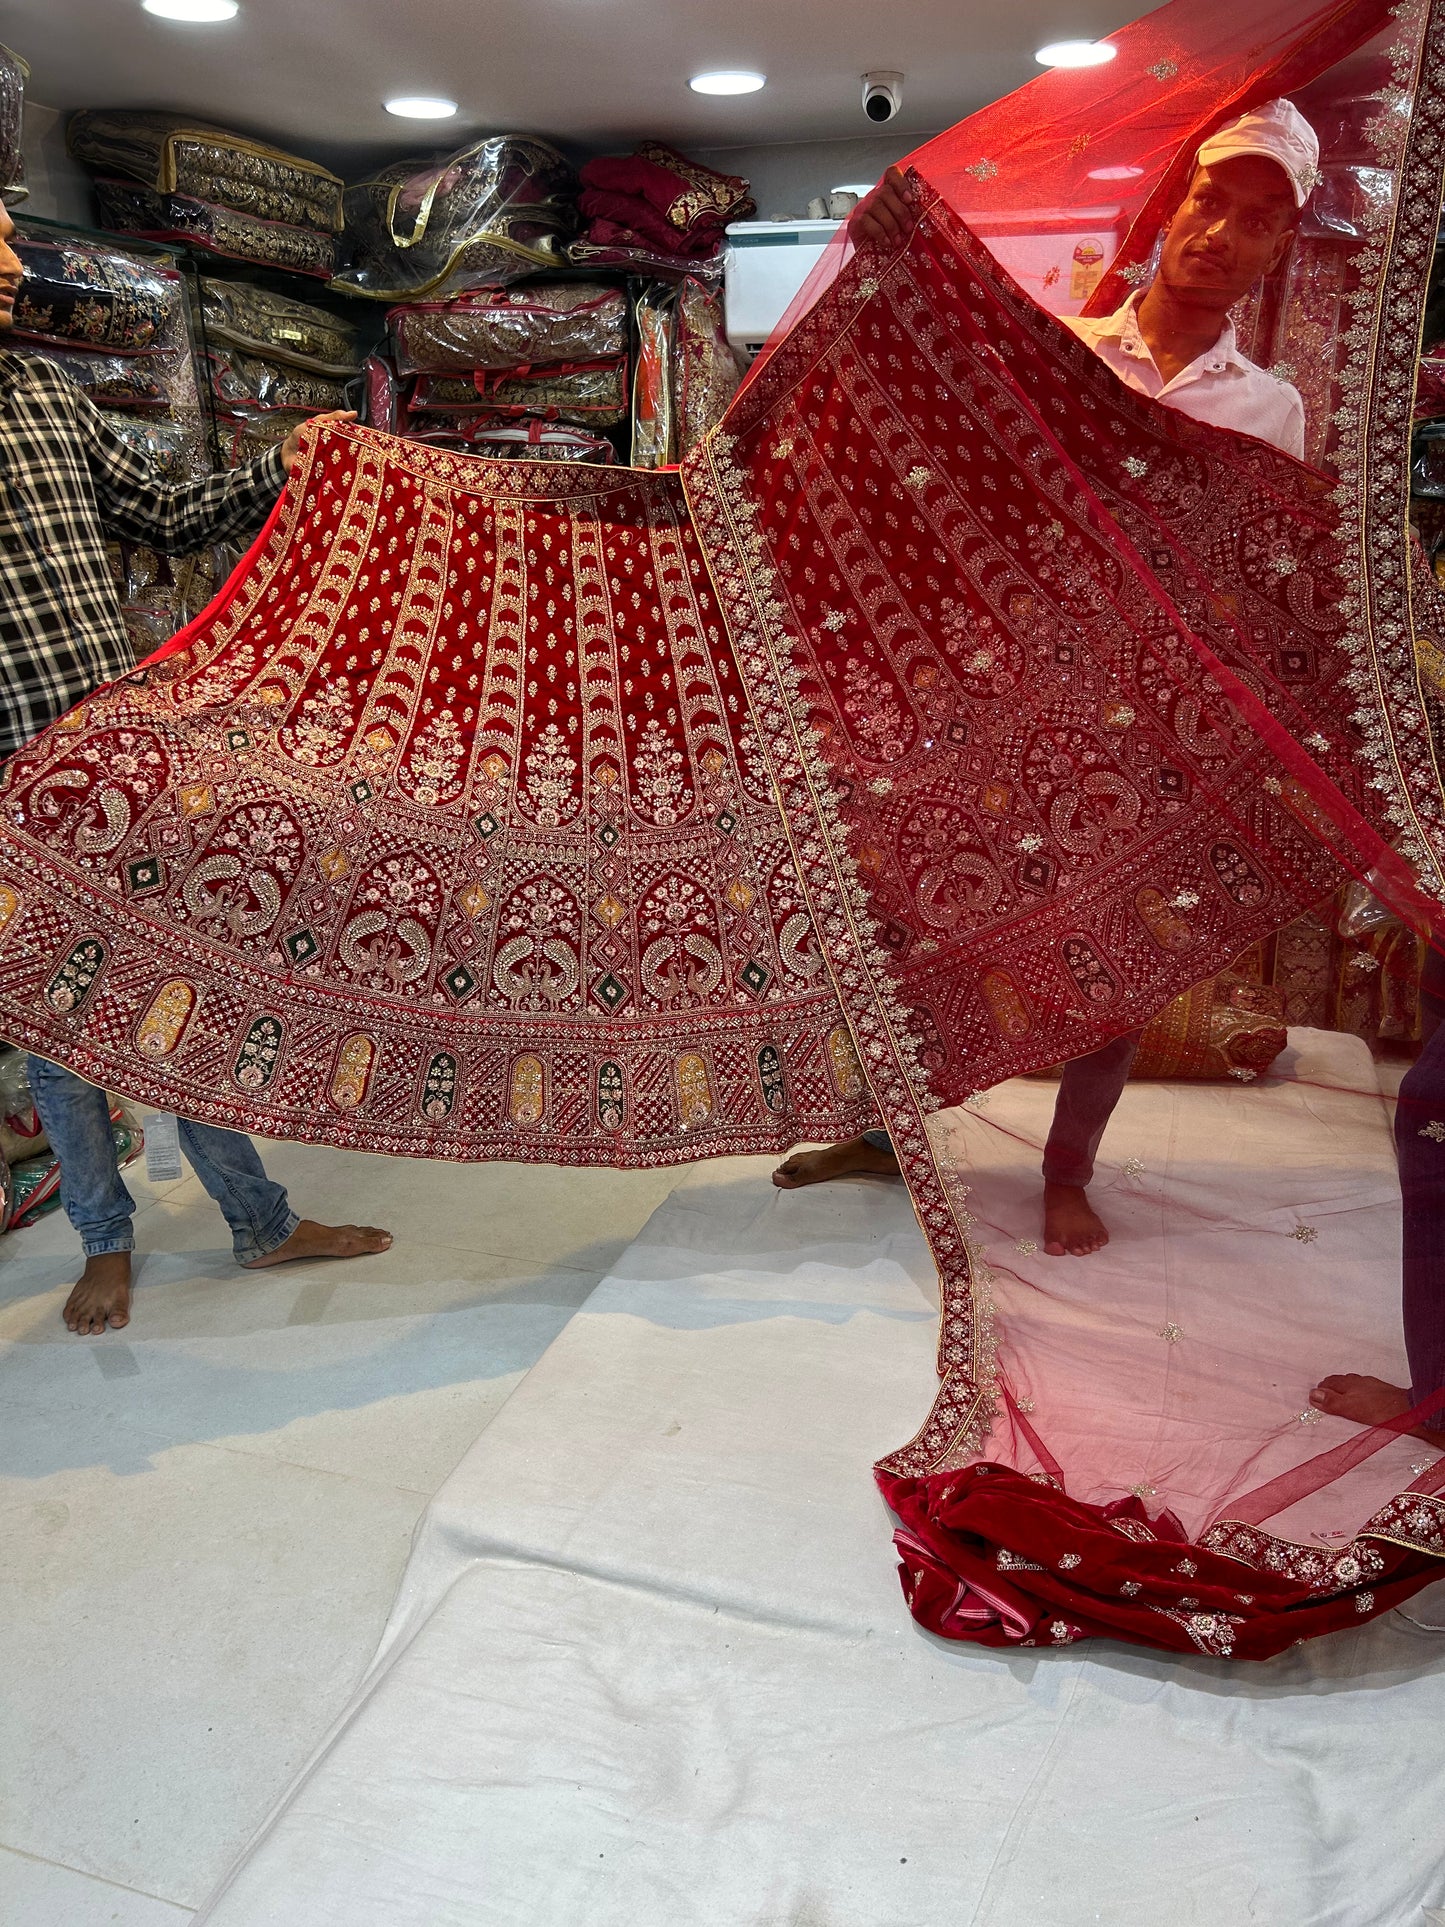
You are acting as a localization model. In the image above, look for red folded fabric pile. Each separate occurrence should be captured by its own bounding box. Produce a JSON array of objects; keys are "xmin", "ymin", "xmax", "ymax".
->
[{"xmin": 578, "ymin": 142, "xmax": 754, "ymax": 266}]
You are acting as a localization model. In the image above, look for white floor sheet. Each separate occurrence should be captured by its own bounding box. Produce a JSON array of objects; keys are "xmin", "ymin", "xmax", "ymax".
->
[{"xmin": 194, "ymin": 1032, "xmax": 1445, "ymax": 1927}]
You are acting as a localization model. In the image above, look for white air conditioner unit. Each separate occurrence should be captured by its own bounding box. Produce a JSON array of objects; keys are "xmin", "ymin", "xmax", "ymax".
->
[{"xmin": 724, "ymin": 218, "xmax": 841, "ymax": 360}]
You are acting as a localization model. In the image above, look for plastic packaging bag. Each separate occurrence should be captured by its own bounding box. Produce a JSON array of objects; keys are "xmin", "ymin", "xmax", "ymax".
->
[
  {"xmin": 0, "ymin": 43, "xmax": 27, "ymax": 206},
  {"xmin": 671, "ymin": 275, "xmax": 740, "ymax": 456},
  {"xmin": 14, "ymin": 235, "xmax": 177, "ymax": 350},
  {"xmin": 389, "ymin": 283, "xmax": 626, "ymax": 375},
  {"xmin": 201, "ymin": 343, "xmax": 351, "ymax": 414},
  {"xmin": 335, "ymin": 137, "xmax": 577, "ymax": 300},
  {"xmin": 407, "ymin": 357, "xmax": 627, "ymax": 427},
  {"xmin": 69, "ymin": 110, "xmax": 343, "ymax": 233},
  {"xmin": 199, "ymin": 278, "xmax": 361, "ymax": 374},
  {"xmin": 95, "ymin": 179, "xmax": 338, "ymax": 279},
  {"xmin": 24, "ymin": 345, "xmax": 170, "ymax": 408}
]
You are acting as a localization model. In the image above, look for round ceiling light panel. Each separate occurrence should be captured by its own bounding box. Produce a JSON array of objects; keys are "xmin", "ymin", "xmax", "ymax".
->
[
  {"xmin": 1036, "ymin": 41, "xmax": 1117, "ymax": 67},
  {"xmin": 384, "ymin": 96, "xmax": 459, "ymax": 119},
  {"xmin": 689, "ymin": 71, "xmax": 766, "ymax": 95},
  {"xmin": 142, "ymin": 0, "xmax": 239, "ymax": 20}
]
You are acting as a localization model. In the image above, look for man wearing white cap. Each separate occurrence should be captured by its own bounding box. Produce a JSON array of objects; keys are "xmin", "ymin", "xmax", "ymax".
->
[
  {"xmin": 1066, "ymin": 98, "xmax": 1314, "ymax": 457},
  {"xmin": 774, "ymin": 101, "xmax": 1318, "ymax": 1259}
]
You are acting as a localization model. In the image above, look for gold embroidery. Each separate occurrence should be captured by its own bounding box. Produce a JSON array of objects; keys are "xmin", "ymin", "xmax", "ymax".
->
[
  {"xmin": 135, "ymin": 978, "xmax": 196, "ymax": 1058},
  {"xmin": 508, "ymin": 1053, "xmax": 546, "ymax": 1126},
  {"xmin": 329, "ymin": 1033, "xmax": 375, "ymax": 1109},
  {"xmin": 675, "ymin": 1051, "xmax": 714, "ymax": 1126}
]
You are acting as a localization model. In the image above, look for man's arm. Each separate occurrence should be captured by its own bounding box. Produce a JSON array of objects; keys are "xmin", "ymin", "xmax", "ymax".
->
[
  {"xmin": 80, "ymin": 391, "xmax": 355, "ymax": 557},
  {"xmin": 81, "ymin": 389, "xmax": 287, "ymax": 556}
]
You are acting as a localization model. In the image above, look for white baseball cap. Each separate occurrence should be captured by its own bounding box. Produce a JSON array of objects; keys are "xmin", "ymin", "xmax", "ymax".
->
[{"xmin": 1195, "ymin": 98, "xmax": 1320, "ymax": 207}]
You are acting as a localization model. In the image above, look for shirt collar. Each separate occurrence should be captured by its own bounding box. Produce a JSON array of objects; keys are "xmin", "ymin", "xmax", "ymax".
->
[{"xmin": 1105, "ymin": 289, "xmax": 1245, "ymax": 380}]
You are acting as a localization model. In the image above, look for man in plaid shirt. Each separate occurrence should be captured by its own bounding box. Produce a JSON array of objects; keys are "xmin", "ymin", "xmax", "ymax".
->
[{"xmin": 0, "ymin": 205, "xmax": 391, "ymax": 1335}]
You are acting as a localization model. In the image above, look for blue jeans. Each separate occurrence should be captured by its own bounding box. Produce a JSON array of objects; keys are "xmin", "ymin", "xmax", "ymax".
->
[
  {"xmin": 1394, "ymin": 950, "xmax": 1445, "ymax": 1427},
  {"xmin": 27, "ymin": 1057, "xmax": 299, "ymax": 1264},
  {"xmin": 862, "ymin": 1029, "xmax": 1144, "ymax": 1187}
]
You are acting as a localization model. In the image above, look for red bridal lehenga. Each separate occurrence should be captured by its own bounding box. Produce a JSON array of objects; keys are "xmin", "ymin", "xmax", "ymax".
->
[{"xmin": 3, "ymin": 0, "xmax": 1445, "ymax": 1655}]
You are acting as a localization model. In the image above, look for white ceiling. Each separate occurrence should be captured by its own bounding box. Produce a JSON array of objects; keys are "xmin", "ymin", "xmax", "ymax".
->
[{"xmin": 12, "ymin": 0, "xmax": 1143, "ymax": 157}]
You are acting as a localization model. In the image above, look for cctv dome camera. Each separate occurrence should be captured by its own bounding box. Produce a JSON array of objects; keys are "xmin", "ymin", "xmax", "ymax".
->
[{"xmin": 861, "ymin": 71, "xmax": 904, "ymax": 123}]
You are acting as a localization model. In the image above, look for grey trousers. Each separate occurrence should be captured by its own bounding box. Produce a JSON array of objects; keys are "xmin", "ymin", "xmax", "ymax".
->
[{"xmin": 862, "ymin": 1029, "xmax": 1144, "ymax": 1186}]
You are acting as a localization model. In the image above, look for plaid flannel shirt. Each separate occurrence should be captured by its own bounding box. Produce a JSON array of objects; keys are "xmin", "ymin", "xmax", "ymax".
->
[{"xmin": 0, "ymin": 349, "xmax": 286, "ymax": 759}]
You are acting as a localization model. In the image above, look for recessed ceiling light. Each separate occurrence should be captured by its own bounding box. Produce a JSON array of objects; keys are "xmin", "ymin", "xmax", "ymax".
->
[
  {"xmin": 1036, "ymin": 40, "xmax": 1117, "ymax": 67},
  {"xmin": 689, "ymin": 71, "xmax": 766, "ymax": 95},
  {"xmin": 384, "ymin": 96, "xmax": 459, "ymax": 119},
  {"xmin": 1087, "ymin": 163, "xmax": 1144, "ymax": 180},
  {"xmin": 142, "ymin": 0, "xmax": 238, "ymax": 19}
]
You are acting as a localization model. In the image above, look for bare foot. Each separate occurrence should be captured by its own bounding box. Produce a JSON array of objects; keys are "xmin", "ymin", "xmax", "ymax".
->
[
  {"xmin": 773, "ymin": 1135, "xmax": 900, "ymax": 1189},
  {"xmin": 63, "ymin": 1253, "xmax": 132, "ymax": 1335},
  {"xmin": 1309, "ymin": 1373, "xmax": 1444, "ymax": 1445},
  {"xmin": 241, "ymin": 1218, "xmax": 392, "ymax": 1270},
  {"xmin": 1043, "ymin": 1181, "xmax": 1110, "ymax": 1257}
]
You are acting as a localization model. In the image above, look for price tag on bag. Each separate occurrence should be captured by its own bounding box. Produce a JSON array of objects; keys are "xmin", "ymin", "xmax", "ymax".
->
[{"xmin": 143, "ymin": 1110, "xmax": 183, "ymax": 1184}]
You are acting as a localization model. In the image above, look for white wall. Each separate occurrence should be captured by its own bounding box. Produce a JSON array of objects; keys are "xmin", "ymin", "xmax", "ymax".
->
[{"xmin": 17, "ymin": 100, "xmax": 93, "ymax": 223}]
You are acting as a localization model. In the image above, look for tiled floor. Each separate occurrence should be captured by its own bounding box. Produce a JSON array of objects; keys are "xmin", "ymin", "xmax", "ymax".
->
[{"xmin": 0, "ymin": 1132, "xmax": 696, "ymax": 1920}]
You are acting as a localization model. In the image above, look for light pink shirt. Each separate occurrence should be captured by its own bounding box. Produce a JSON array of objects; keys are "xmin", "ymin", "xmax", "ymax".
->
[{"xmin": 1063, "ymin": 292, "xmax": 1305, "ymax": 460}]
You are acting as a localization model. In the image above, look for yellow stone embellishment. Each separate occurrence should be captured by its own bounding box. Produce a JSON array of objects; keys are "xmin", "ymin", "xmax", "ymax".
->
[
  {"xmin": 0, "ymin": 883, "xmax": 19, "ymax": 939},
  {"xmin": 329, "ymin": 1033, "xmax": 375, "ymax": 1110},
  {"xmin": 460, "ymin": 882, "xmax": 492, "ymax": 919},
  {"xmin": 593, "ymin": 892, "xmax": 625, "ymax": 929},
  {"xmin": 318, "ymin": 848, "xmax": 350, "ymax": 882},
  {"xmin": 675, "ymin": 1052, "xmax": 714, "ymax": 1127},
  {"xmin": 508, "ymin": 1054, "xmax": 546, "ymax": 1126},
  {"xmin": 179, "ymin": 784, "xmax": 215, "ymax": 818},
  {"xmin": 135, "ymin": 978, "xmax": 197, "ymax": 1059},
  {"xmin": 724, "ymin": 878, "xmax": 756, "ymax": 913}
]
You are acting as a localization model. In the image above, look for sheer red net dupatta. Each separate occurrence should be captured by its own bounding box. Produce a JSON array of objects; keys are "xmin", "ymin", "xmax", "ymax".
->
[{"xmin": 689, "ymin": 0, "xmax": 1445, "ymax": 1658}]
